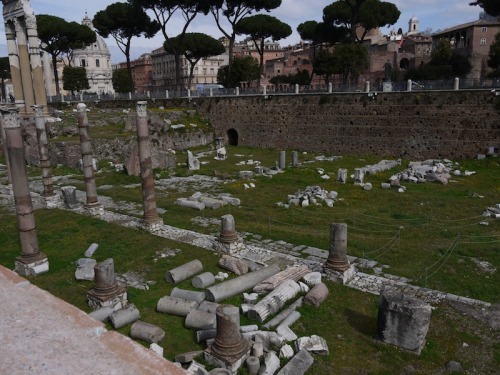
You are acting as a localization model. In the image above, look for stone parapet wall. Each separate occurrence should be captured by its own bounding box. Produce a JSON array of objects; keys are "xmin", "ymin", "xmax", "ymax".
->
[{"xmin": 195, "ymin": 91, "xmax": 500, "ymax": 159}]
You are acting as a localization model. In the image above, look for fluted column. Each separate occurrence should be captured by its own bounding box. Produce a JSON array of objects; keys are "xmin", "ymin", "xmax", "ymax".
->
[
  {"xmin": 33, "ymin": 105, "xmax": 54, "ymax": 197},
  {"xmin": 1, "ymin": 107, "xmax": 48, "ymax": 275},
  {"xmin": 14, "ymin": 18, "xmax": 34, "ymax": 114},
  {"xmin": 136, "ymin": 101, "xmax": 162, "ymax": 226},
  {"xmin": 25, "ymin": 14, "xmax": 47, "ymax": 108},
  {"xmin": 4, "ymin": 21, "xmax": 24, "ymax": 108}
]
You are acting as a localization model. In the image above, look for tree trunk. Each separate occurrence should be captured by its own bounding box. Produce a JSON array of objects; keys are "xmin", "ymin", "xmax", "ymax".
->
[{"xmin": 52, "ymin": 55, "xmax": 60, "ymax": 96}]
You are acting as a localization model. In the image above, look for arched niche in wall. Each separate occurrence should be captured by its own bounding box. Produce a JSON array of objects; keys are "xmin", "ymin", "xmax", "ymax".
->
[{"xmin": 227, "ymin": 128, "xmax": 238, "ymax": 146}]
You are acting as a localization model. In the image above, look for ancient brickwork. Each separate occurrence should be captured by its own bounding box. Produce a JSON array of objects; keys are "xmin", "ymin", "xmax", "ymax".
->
[{"xmin": 196, "ymin": 91, "xmax": 500, "ymax": 159}]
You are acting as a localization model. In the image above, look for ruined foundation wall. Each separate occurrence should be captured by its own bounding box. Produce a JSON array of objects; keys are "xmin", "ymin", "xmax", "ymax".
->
[{"xmin": 196, "ymin": 91, "xmax": 500, "ymax": 159}]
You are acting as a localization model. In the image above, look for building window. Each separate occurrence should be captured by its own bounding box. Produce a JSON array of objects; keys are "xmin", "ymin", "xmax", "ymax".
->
[
  {"xmin": 81, "ymin": 59, "xmax": 86, "ymax": 67},
  {"xmin": 96, "ymin": 59, "xmax": 100, "ymax": 68},
  {"xmin": 480, "ymin": 38, "xmax": 487, "ymax": 45},
  {"xmin": 482, "ymin": 27, "xmax": 487, "ymax": 32}
]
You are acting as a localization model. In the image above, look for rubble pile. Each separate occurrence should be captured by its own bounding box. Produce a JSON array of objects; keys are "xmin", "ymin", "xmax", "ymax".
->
[{"xmin": 278, "ymin": 186, "xmax": 339, "ymax": 208}]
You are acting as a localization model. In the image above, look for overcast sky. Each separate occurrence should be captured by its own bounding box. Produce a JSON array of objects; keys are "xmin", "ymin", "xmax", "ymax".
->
[{"xmin": 0, "ymin": 0, "xmax": 485, "ymax": 62}]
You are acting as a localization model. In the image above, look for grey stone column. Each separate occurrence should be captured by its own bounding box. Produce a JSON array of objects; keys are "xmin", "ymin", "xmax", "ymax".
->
[
  {"xmin": 219, "ymin": 214, "xmax": 238, "ymax": 243},
  {"xmin": 2, "ymin": 107, "xmax": 48, "ymax": 275},
  {"xmin": 4, "ymin": 21, "xmax": 24, "ymax": 108},
  {"xmin": 87, "ymin": 258, "xmax": 127, "ymax": 310},
  {"xmin": 33, "ymin": 105, "xmax": 55, "ymax": 199},
  {"xmin": 205, "ymin": 304, "xmax": 251, "ymax": 372},
  {"xmin": 292, "ymin": 151, "xmax": 299, "ymax": 167},
  {"xmin": 0, "ymin": 114, "xmax": 12, "ymax": 185},
  {"xmin": 77, "ymin": 103, "xmax": 101, "ymax": 214},
  {"xmin": 325, "ymin": 223, "xmax": 350, "ymax": 271},
  {"xmin": 279, "ymin": 150, "xmax": 286, "ymax": 170},
  {"xmin": 14, "ymin": 18, "xmax": 34, "ymax": 114},
  {"xmin": 25, "ymin": 14, "xmax": 47, "ymax": 108},
  {"xmin": 136, "ymin": 101, "xmax": 162, "ymax": 227}
]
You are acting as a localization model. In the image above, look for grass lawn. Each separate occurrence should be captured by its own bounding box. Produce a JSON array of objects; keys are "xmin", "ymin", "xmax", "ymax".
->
[{"xmin": 0, "ymin": 125, "xmax": 499, "ymax": 373}]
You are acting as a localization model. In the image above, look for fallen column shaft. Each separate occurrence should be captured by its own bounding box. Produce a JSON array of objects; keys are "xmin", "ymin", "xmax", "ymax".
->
[{"xmin": 205, "ymin": 265, "xmax": 280, "ymax": 303}]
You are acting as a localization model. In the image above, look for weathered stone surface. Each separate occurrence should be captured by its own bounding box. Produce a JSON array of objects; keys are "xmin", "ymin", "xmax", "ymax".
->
[
  {"xmin": 377, "ymin": 288, "xmax": 432, "ymax": 354},
  {"xmin": 185, "ymin": 309, "xmax": 217, "ymax": 330},
  {"xmin": 175, "ymin": 350, "xmax": 204, "ymax": 363},
  {"xmin": 295, "ymin": 335, "xmax": 329, "ymax": 355},
  {"xmin": 263, "ymin": 298, "xmax": 303, "ymax": 330},
  {"xmin": 276, "ymin": 349, "xmax": 314, "ymax": 375},
  {"xmin": 175, "ymin": 198, "xmax": 205, "ymax": 210},
  {"xmin": 187, "ymin": 150, "xmax": 200, "ymax": 170},
  {"xmin": 165, "ymin": 259, "xmax": 203, "ymax": 285},
  {"xmin": 246, "ymin": 355, "xmax": 260, "ymax": 375},
  {"xmin": 218, "ymin": 255, "xmax": 249, "ymax": 275},
  {"xmin": 85, "ymin": 243, "xmax": 99, "ymax": 257},
  {"xmin": 198, "ymin": 301, "xmax": 220, "ymax": 314},
  {"xmin": 248, "ymin": 280, "xmax": 301, "ymax": 323},
  {"xmin": 259, "ymin": 351, "xmax": 280, "ymax": 375},
  {"xmin": 304, "ymin": 283, "xmax": 329, "ymax": 307},
  {"xmin": 205, "ymin": 266, "xmax": 280, "ymax": 303},
  {"xmin": 109, "ymin": 304, "xmax": 141, "ymax": 329},
  {"xmin": 279, "ymin": 344, "xmax": 294, "ymax": 359},
  {"xmin": 157, "ymin": 295, "xmax": 199, "ymax": 316},
  {"xmin": 130, "ymin": 320, "xmax": 165, "ymax": 344},
  {"xmin": 192, "ymin": 272, "xmax": 216, "ymax": 288},
  {"xmin": 276, "ymin": 325, "xmax": 297, "ymax": 341},
  {"xmin": 171, "ymin": 287, "xmax": 205, "ymax": 303},
  {"xmin": 253, "ymin": 265, "xmax": 309, "ymax": 293},
  {"xmin": 196, "ymin": 329, "xmax": 217, "ymax": 343}
]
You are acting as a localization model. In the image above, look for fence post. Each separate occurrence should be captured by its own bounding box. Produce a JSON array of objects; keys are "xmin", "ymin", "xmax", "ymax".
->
[
  {"xmin": 235, "ymin": 87, "xmax": 239, "ymax": 96},
  {"xmin": 407, "ymin": 79, "xmax": 412, "ymax": 92},
  {"xmin": 365, "ymin": 81, "xmax": 370, "ymax": 92},
  {"xmin": 295, "ymin": 84, "xmax": 299, "ymax": 94},
  {"xmin": 454, "ymin": 77, "xmax": 460, "ymax": 90},
  {"xmin": 166, "ymin": 90, "xmax": 169, "ymax": 99},
  {"xmin": 328, "ymin": 83, "xmax": 332, "ymax": 94}
]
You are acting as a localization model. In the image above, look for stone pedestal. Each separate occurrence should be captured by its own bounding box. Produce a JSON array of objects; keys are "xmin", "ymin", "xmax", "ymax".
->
[
  {"xmin": 324, "ymin": 265, "xmax": 355, "ymax": 285},
  {"xmin": 354, "ymin": 168, "xmax": 364, "ymax": 185},
  {"xmin": 278, "ymin": 151, "xmax": 286, "ymax": 170},
  {"xmin": 215, "ymin": 214, "xmax": 245, "ymax": 255},
  {"xmin": 205, "ymin": 305, "xmax": 251, "ymax": 373},
  {"xmin": 377, "ymin": 288, "xmax": 432, "ymax": 355},
  {"xmin": 337, "ymin": 169, "xmax": 348, "ymax": 184},
  {"xmin": 15, "ymin": 256, "xmax": 49, "ymax": 276},
  {"xmin": 84, "ymin": 202, "xmax": 104, "ymax": 217},
  {"xmin": 87, "ymin": 258, "xmax": 127, "ymax": 310},
  {"xmin": 292, "ymin": 151, "xmax": 299, "ymax": 167},
  {"xmin": 61, "ymin": 186, "xmax": 78, "ymax": 209},
  {"xmin": 43, "ymin": 193, "xmax": 60, "ymax": 209}
]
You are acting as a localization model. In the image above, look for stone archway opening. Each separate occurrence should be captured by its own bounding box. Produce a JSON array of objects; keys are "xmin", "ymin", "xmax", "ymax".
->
[
  {"xmin": 227, "ymin": 128, "xmax": 238, "ymax": 146},
  {"xmin": 399, "ymin": 58, "xmax": 410, "ymax": 70}
]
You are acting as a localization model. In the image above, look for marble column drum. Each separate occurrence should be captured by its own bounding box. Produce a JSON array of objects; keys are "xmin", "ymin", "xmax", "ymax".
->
[
  {"xmin": 325, "ymin": 223, "xmax": 350, "ymax": 272},
  {"xmin": 33, "ymin": 105, "xmax": 56, "ymax": 205},
  {"xmin": 87, "ymin": 258, "xmax": 127, "ymax": 310}
]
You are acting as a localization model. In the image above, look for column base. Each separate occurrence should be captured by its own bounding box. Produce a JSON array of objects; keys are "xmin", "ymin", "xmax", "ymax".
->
[
  {"xmin": 15, "ymin": 256, "xmax": 49, "ymax": 276},
  {"xmin": 138, "ymin": 217, "xmax": 164, "ymax": 232},
  {"xmin": 213, "ymin": 239, "xmax": 246, "ymax": 255},
  {"xmin": 87, "ymin": 291, "xmax": 128, "ymax": 311},
  {"xmin": 84, "ymin": 203, "xmax": 104, "ymax": 216},
  {"xmin": 204, "ymin": 346, "xmax": 250, "ymax": 374},
  {"xmin": 44, "ymin": 193, "xmax": 60, "ymax": 209},
  {"xmin": 324, "ymin": 264, "xmax": 356, "ymax": 285}
]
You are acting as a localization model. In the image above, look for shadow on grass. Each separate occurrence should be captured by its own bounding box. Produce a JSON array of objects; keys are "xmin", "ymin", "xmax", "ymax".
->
[{"xmin": 344, "ymin": 308, "xmax": 378, "ymax": 338}]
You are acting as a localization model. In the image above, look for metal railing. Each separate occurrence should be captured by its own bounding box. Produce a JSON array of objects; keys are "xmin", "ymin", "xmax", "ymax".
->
[{"xmin": 47, "ymin": 77, "xmax": 500, "ymax": 103}]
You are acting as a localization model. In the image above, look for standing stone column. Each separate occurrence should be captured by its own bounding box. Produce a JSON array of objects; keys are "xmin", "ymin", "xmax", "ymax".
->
[
  {"xmin": 204, "ymin": 305, "xmax": 251, "ymax": 373},
  {"xmin": 1, "ymin": 107, "xmax": 48, "ymax": 275},
  {"xmin": 13, "ymin": 18, "xmax": 34, "ymax": 114},
  {"xmin": 33, "ymin": 105, "xmax": 57, "ymax": 207},
  {"xmin": 0, "ymin": 114, "xmax": 12, "ymax": 186},
  {"xmin": 77, "ymin": 103, "xmax": 103, "ymax": 215},
  {"xmin": 87, "ymin": 258, "xmax": 127, "ymax": 310},
  {"xmin": 25, "ymin": 13, "xmax": 47, "ymax": 108},
  {"xmin": 3, "ymin": 20, "xmax": 23, "ymax": 108},
  {"xmin": 279, "ymin": 151, "xmax": 286, "ymax": 170},
  {"xmin": 324, "ymin": 223, "xmax": 355, "ymax": 284},
  {"xmin": 136, "ymin": 101, "xmax": 163, "ymax": 230},
  {"xmin": 214, "ymin": 214, "xmax": 245, "ymax": 255},
  {"xmin": 2, "ymin": 0, "xmax": 47, "ymax": 113},
  {"xmin": 292, "ymin": 151, "xmax": 299, "ymax": 167}
]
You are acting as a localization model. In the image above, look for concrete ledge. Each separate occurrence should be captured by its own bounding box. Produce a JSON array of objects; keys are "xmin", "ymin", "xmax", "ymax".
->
[{"xmin": 0, "ymin": 265, "xmax": 186, "ymax": 375}]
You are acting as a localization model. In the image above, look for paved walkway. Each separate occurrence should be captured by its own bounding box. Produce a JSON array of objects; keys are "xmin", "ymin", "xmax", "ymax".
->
[{"xmin": 0, "ymin": 265, "xmax": 186, "ymax": 375}]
